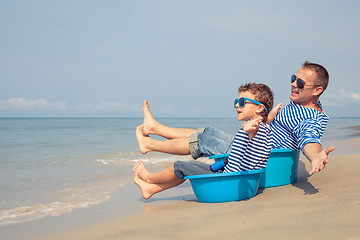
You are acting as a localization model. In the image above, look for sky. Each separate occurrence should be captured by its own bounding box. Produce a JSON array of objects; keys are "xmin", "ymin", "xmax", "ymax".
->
[{"xmin": 1, "ymin": 0, "xmax": 360, "ymax": 118}]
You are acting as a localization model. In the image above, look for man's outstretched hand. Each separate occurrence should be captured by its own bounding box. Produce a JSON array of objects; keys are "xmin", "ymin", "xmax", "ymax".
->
[{"xmin": 309, "ymin": 146, "xmax": 335, "ymax": 175}]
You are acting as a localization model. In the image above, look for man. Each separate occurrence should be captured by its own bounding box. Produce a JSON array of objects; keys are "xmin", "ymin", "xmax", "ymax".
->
[
  {"xmin": 270, "ymin": 61, "xmax": 335, "ymax": 174},
  {"xmin": 136, "ymin": 61, "xmax": 335, "ymax": 175}
]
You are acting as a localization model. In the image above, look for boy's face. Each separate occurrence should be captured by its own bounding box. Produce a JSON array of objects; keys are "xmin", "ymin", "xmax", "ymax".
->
[{"xmin": 235, "ymin": 91, "xmax": 262, "ymax": 121}]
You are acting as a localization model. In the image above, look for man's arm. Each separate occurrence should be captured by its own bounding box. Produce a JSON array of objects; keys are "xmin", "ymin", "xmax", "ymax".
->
[{"xmin": 302, "ymin": 143, "xmax": 335, "ymax": 175}]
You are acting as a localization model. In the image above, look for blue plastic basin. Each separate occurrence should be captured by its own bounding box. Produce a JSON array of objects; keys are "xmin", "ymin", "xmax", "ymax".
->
[
  {"xmin": 210, "ymin": 148, "xmax": 300, "ymax": 188},
  {"xmin": 184, "ymin": 169, "xmax": 265, "ymax": 203},
  {"xmin": 258, "ymin": 148, "xmax": 300, "ymax": 188}
]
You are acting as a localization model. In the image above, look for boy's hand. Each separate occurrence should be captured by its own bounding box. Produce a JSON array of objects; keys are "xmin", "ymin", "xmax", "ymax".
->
[
  {"xmin": 267, "ymin": 103, "xmax": 282, "ymax": 124},
  {"xmin": 242, "ymin": 116, "xmax": 263, "ymax": 140}
]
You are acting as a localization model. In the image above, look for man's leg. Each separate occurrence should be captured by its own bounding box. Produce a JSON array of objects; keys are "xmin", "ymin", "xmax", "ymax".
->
[
  {"xmin": 136, "ymin": 125, "xmax": 190, "ymax": 155},
  {"xmin": 142, "ymin": 100, "xmax": 197, "ymax": 139}
]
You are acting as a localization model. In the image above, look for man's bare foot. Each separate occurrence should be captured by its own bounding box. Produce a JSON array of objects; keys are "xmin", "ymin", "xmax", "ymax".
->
[
  {"xmin": 133, "ymin": 160, "xmax": 151, "ymax": 182},
  {"xmin": 142, "ymin": 100, "xmax": 159, "ymax": 136},
  {"xmin": 136, "ymin": 125, "xmax": 151, "ymax": 154},
  {"xmin": 133, "ymin": 174, "xmax": 153, "ymax": 199}
]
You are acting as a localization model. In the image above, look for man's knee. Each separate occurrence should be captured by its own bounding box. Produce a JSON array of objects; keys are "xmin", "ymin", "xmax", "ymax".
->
[{"xmin": 189, "ymin": 128, "xmax": 205, "ymax": 159}]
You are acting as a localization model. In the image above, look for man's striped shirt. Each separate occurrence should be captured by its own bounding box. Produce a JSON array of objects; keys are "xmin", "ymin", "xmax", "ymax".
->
[
  {"xmin": 223, "ymin": 122, "xmax": 272, "ymax": 172},
  {"xmin": 270, "ymin": 101, "xmax": 329, "ymax": 151}
]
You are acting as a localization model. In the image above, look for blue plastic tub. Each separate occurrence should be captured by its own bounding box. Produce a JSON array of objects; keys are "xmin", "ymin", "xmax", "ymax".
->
[
  {"xmin": 184, "ymin": 169, "xmax": 265, "ymax": 203},
  {"xmin": 210, "ymin": 148, "xmax": 300, "ymax": 188},
  {"xmin": 258, "ymin": 148, "xmax": 300, "ymax": 188}
]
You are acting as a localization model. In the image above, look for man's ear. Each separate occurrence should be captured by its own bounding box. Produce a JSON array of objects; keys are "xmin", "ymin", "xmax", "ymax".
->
[{"xmin": 313, "ymin": 86, "xmax": 324, "ymax": 97}]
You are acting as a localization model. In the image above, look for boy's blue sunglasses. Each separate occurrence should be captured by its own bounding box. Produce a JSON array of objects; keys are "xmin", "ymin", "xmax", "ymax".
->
[{"xmin": 234, "ymin": 97, "xmax": 268, "ymax": 111}]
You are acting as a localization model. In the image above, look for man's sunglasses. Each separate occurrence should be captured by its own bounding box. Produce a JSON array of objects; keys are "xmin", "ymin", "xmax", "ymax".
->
[
  {"xmin": 291, "ymin": 74, "xmax": 320, "ymax": 89},
  {"xmin": 234, "ymin": 97, "xmax": 268, "ymax": 111}
]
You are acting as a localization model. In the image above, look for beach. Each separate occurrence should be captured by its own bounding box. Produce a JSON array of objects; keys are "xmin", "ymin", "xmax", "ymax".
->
[
  {"xmin": 2, "ymin": 1, "xmax": 360, "ymax": 239},
  {"xmin": 36, "ymin": 138, "xmax": 360, "ymax": 239},
  {"xmin": 1, "ymin": 119, "xmax": 360, "ymax": 240}
]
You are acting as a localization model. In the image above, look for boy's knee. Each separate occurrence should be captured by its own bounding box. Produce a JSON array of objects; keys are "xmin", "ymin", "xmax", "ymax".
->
[{"xmin": 173, "ymin": 161, "xmax": 186, "ymax": 180}]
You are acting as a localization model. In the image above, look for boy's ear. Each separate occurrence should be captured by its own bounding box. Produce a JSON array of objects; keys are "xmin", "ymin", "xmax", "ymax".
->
[{"xmin": 256, "ymin": 104, "xmax": 265, "ymax": 113}]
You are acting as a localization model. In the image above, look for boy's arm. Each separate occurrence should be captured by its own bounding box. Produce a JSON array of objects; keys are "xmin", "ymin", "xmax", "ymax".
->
[
  {"xmin": 242, "ymin": 116, "xmax": 263, "ymax": 140},
  {"xmin": 267, "ymin": 103, "xmax": 282, "ymax": 124}
]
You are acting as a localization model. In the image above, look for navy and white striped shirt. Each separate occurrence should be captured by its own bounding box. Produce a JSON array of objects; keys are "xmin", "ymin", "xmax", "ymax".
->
[
  {"xmin": 270, "ymin": 101, "xmax": 329, "ymax": 151},
  {"xmin": 223, "ymin": 122, "xmax": 272, "ymax": 173}
]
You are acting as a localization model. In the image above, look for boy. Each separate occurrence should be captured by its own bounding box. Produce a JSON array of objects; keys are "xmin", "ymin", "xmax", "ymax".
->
[{"xmin": 134, "ymin": 83, "xmax": 274, "ymax": 199}]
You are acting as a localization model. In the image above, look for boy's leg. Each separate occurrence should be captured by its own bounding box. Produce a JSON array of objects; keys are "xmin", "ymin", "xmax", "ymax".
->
[
  {"xmin": 132, "ymin": 159, "xmax": 213, "ymax": 199},
  {"xmin": 136, "ymin": 125, "xmax": 190, "ymax": 155},
  {"xmin": 133, "ymin": 160, "xmax": 185, "ymax": 199},
  {"xmin": 142, "ymin": 100, "xmax": 197, "ymax": 139},
  {"xmin": 134, "ymin": 160, "xmax": 180, "ymax": 184},
  {"xmin": 134, "ymin": 174, "xmax": 185, "ymax": 199}
]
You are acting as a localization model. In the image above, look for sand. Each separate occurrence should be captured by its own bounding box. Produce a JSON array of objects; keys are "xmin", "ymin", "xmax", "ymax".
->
[{"xmin": 36, "ymin": 142, "xmax": 360, "ymax": 240}]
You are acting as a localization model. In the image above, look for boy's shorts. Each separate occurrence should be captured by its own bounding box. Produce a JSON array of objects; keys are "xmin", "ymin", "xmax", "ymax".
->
[
  {"xmin": 189, "ymin": 127, "xmax": 233, "ymax": 159},
  {"xmin": 173, "ymin": 160, "xmax": 214, "ymax": 180}
]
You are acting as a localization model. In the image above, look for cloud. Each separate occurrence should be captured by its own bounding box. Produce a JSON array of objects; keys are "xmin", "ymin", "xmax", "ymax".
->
[
  {"xmin": 339, "ymin": 89, "xmax": 360, "ymax": 102},
  {"xmin": 323, "ymin": 89, "xmax": 360, "ymax": 106},
  {"xmin": 0, "ymin": 98, "xmax": 67, "ymax": 110},
  {"xmin": 350, "ymin": 91, "xmax": 360, "ymax": 101}
]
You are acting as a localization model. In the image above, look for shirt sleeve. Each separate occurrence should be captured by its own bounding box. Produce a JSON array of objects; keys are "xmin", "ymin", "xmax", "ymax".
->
[{"xmin": 294, "ymin": 118, "xmax": 322, "ymax": 151}]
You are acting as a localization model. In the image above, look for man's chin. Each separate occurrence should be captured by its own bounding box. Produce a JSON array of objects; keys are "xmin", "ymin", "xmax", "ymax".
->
[{"xmin": 289, "ymin": 94, "xmax": 297, "ymax": 102}]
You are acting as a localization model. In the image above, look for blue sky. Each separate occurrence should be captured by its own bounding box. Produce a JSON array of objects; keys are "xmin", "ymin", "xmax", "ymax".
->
[{"xmin": 1, "ymin": 0, "xmax": 359, "ymax": 118}]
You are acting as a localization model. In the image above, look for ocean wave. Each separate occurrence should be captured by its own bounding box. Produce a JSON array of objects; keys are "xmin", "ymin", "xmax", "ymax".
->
[
  {"xmin": 95, "ymin": 154, "xmax": 194, "ymax": 165},
  {"xmin": 0, "ymin": 183, "xmax": 123, "ymax": 226}
]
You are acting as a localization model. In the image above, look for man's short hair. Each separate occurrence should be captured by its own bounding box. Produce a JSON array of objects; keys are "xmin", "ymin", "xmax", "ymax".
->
[{"xmin": 302, "ymin": 61, "xmax": 329, "ymax": 95}]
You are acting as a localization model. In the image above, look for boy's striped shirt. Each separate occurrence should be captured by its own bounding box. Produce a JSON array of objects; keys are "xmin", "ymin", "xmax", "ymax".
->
[
  {"xmin": 270, "ymin": 101, "xmax": 329, "ymax": 151},
  {"xmin": 223, "ymin": 122, "xmax": 272, "ymax": 172}
]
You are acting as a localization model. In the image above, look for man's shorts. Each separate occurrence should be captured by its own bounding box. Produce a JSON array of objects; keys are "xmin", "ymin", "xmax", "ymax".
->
[{"xmin": 189, "ymin": 127, "xmax": 233, "ymax": 159}]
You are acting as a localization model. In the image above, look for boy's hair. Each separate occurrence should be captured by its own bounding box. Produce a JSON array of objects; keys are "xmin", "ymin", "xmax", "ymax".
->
[
  {"xmin": 302, "ymin": 61, "xmax": 329, "ymax": 96},
  {"xmin": 238, "ymin": 83, "xmax": 274, "ymax": 122}
]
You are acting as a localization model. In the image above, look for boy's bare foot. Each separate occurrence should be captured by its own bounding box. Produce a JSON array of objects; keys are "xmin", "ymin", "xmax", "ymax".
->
[
  {"xmin": 133, "ymin": 160, "xmax": 151, "ymax": 182},
  {"xmin": 142, "ymin": 100, "xmax": 159, "ymax": 136},
  {"xmin": 136, "ymin": 125, "xmax": 151, "ymax": 154},
  {"xmin": 133, "ymin": 174, "xmax": 153, "ymax": 199}
]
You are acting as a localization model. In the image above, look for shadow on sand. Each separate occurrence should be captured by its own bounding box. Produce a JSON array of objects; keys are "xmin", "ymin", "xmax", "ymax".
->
[{"xmin": 291, "ymin": 160, "xmax": 320, "ymax": 195}]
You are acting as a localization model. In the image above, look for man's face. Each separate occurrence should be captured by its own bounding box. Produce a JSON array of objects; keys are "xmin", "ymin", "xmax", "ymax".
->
[{"xmin": 290, "ymin": 67, "xmax": 320, "ymax": 105}]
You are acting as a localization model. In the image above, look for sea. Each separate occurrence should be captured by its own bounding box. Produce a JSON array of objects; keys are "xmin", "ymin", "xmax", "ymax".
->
[{"xmin": 0, "ymin": 117, "xmax": 359, "ymax": 226}]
